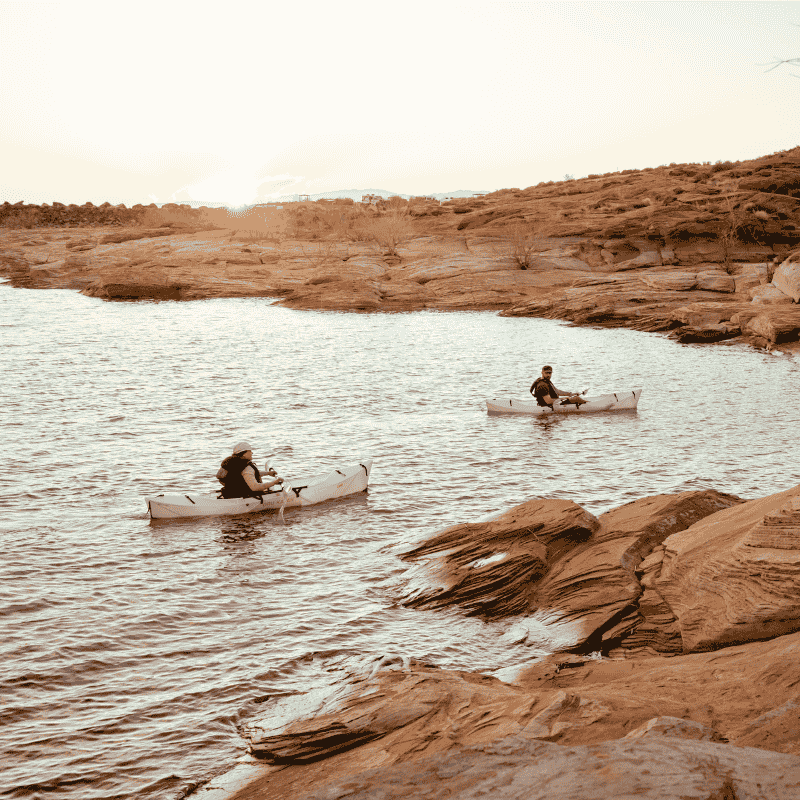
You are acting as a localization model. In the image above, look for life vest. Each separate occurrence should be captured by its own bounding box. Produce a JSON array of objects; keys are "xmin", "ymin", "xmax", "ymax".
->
[
  {"xmin": 530, "ymin": 377, "xmax": 557, "ymax": 407},
  {"xmin": 217, "ymin": 455, "xmax": 263, "ymax": 499}
]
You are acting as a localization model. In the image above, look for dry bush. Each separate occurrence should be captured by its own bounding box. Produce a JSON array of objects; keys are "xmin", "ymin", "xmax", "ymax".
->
[
  {"xmin": 505, "ymin": 220, "xmax": 551, "ymax": 269},
  {"xmin": 365, "ymin": 209, "xmax": 415, "ymax": 256},
  {"xmin": 334, "ymin": 207, "xmax": 379, "ymax": 242},
  {"xmin": 719, "ymin": 195, "xmax": 748, "ymax": 273},
  {"xmin": 301, "ymin": 241, "xmax": 350, "ymax": 268}
]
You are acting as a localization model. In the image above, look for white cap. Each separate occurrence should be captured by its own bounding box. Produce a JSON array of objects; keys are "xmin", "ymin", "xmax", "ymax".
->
[{"xmin": 233, "ymin": 441, "xmax": 252, "ymax": 455}]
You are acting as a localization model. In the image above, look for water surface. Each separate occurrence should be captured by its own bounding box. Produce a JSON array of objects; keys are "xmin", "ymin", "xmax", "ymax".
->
[{"xmin": 2, "ymin": 285, "xmax": 798, "ymax": 799}]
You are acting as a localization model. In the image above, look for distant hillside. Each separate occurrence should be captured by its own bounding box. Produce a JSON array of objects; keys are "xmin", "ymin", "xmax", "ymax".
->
[
  {"xmin": 268, "ymin": 188, "xmax": 489, "ymax": 203},
  {"xmin": 156, "ymin": 189, "xmax": 490, "ymax": 208},
  {"xmin": 409, "ymin": 147, "xmax": 800, "ymax": 245}
]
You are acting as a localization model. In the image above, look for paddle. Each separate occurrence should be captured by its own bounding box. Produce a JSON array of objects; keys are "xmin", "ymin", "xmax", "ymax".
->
[{"xmin": 265, "ymin": 456, "xmax": 289, "ymax": 524}]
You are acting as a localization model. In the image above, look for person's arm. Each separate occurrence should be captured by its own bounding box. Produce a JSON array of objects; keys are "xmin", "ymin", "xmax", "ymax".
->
[{"xmin": 242, "ymin": 465, "xmax": 283, "ymax": 491}]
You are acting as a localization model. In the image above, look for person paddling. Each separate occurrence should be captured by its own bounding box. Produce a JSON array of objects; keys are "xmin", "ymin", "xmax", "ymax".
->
[
  {"xmin": 530, "ymin": 366, "xmax": 587, "ymax": 409},
  {"xmin": 216, "ymin": 441, "xmax": 283, "ymax": 499}
]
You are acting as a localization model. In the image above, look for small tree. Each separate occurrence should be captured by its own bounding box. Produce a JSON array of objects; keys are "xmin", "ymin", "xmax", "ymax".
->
[
  {"xmin": 719, "ymin": 195, "xmax": 746, "ymax": 274},
  {"xmin": 505, "ymin": 220, "xmax": 550, "ymax": 269},
  {"xmin": 366, "ymin": 209, "xmax": 415, "ymax": 256}
]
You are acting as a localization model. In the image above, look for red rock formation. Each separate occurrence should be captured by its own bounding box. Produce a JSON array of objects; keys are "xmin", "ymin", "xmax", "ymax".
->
[
  {"xmin": 399, "ymin": 499, "xmax": 598, "ymax": 618},
  {"xmin": 3, "ymin": 147, "xmax": 799, "ymax": 345}
]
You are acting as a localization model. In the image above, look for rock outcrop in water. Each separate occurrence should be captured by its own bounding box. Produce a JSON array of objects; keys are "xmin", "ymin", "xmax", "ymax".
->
[
  {"xmin": 193, "ymin": 482, "xmax": 800, "ymax": 800},
  {"xmin": 3, "ymin": 147, "xmax": 800, "ymax": 349}
]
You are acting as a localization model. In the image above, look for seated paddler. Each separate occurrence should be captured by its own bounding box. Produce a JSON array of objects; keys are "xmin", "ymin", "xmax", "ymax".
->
[
  {"xmin": 217, "ymin": 441, "xmax": 283, "ymax": 499},
  {"xmin": 530, "ymin": 365, "xmax": 587, "ymax": 408}
]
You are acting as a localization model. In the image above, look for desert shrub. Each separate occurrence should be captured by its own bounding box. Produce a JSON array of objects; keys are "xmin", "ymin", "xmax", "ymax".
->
[
  {"xmin": 385, "ymin": 195, "xmax": 408, "ymax": 210},
  {"xmin": 364, "ymin": 209, "xmax": 415, "ymax": 256},
  {"xmin": 301, "ymin": 241, "xmax": 350, "ymax": 267},
  {"xmin": 503, "ymin": 218, "xmax": 553, "ymax": 269}
]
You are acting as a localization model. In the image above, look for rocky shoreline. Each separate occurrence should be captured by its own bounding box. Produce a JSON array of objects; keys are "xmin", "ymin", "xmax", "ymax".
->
[
  {"xmin": 1, "ymin": 224, "xmax": 799, "ymax": 351},
  {"xmin": 187, "ymin": 483, "xmax": 800, "ymax": 800},
  {"xmin": 2, "ymin": 147, "xmax": 799, "ymax": 349}
]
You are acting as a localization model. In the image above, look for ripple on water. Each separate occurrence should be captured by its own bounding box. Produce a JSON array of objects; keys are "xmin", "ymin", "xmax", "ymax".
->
[{"xmin": 1, "ymin": 288, "xmax": 799, "ymax": 799}]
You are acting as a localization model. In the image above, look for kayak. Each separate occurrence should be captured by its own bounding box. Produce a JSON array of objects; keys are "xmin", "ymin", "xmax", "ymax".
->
[
  {"xmin": 486, "ymin": 389, "xmax": 641, "ymax": 416},
  {"xmin": 146, "ymin": 459, "xmax": 373, "ymax": 519}
]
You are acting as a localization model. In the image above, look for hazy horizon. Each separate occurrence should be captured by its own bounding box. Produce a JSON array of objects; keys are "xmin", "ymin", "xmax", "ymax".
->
[{"xmin": 2, "ymin": 1, "xmax": 798, "ymax": 208}]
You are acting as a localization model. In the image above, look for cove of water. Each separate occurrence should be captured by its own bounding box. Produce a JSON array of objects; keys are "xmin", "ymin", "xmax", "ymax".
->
[{"xmin": 1, "ymin": 283, "xmax": 798, "ymax": 800}]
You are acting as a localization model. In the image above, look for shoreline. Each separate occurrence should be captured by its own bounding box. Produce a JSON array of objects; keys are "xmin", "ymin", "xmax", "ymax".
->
[
  {"xmin": 186, "ymin": 484, "xmax": 800, "ymax": 800},
  {"xmin": 1, "ymin": 223, "xmax": 798, "ymax": 352}
]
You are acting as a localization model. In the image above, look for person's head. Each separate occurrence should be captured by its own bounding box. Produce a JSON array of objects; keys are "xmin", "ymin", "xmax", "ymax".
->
[
  {"xmin": 541, "ymin": 365, "xmax": 553, "ymax": 378},
  {"xmin": 233, "ymin": 441, "xmax": 253, "ymax": 460}
]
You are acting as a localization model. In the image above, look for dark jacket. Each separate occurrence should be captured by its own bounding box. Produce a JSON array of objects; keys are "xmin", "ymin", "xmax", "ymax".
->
[
  {"xmin": 530, "ymin": 377, "xmax": 558, "ymax": 407},
  {"xmin": 218, "ymin": 456, "xmax": 263, "ymax": 499}
]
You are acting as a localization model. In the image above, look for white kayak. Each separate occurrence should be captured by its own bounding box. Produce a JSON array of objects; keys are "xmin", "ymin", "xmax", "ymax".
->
[
  {"xmin": 146, "ymin": 459, "xmax": 373, "ymax": 519},
  {"xmin": 486, "ymin": 389, "xmax": 641, "ymax": 416}
]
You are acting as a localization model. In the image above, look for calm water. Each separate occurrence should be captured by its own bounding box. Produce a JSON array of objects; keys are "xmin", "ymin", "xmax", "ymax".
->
[{"xmin": 2, "ymin": 283, "xmax": 799, "ymax": 800}]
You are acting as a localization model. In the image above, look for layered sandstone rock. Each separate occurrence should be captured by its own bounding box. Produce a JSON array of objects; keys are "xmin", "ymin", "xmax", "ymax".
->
[
  {"xmin": 398, "ymin": 490, "xmax": 742, "ymax": 652},
  {"xmin": 198, "ymin": 483, "xmax": 800, "ymax": 800},
  {"xmin": 3, "ymin": 148, "xmax": 800, "ymax": 346},
  {"xmin": 649, "ymin": 489, "xmax": 800, "ymax": 652},
  {"xmin": 750, "ymin": 283, "xmax": 793, "ymax": 304},
  {"xmin": 296, "ymin": 733, "xmax": 800, "ymax": 800},
  {"xmin": 399, "ymin": 499, "xmax": 598, "ymax": 618},
  {"xmin": 773, "ymin": 251, "xmax": 800, "ymax": 302},
  {"xmin": 212, "ymin": 631, "xmax": 800, "ymax": 800}
]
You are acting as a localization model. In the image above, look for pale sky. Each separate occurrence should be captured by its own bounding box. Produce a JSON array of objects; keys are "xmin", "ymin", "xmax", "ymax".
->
[{"xmin": 2, "ymin": 1, "xmax": 798, "ymax": 206}]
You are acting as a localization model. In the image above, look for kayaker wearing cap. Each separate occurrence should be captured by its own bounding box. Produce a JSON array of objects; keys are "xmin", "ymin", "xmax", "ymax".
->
[
  {"xmin": 217, "ymin": 441, "xmax": 283, "ymax": 499},
  {"xmin": 530, "ymin": 366, "xmax": 587, "ymax": 409}
]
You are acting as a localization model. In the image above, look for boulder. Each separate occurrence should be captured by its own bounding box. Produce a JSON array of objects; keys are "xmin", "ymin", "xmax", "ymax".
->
[
  {"xmin": 750, "ymin": 283, "xmax": 792, "ymax": 304},
  {"xmin": 695, "ymin": 270, "xmax": 735, "ymax": 292},
  {"xmin": 675, "ymin": 324, "xmax": 740, "ymax": 344},
  {"xmin": 670, "ymin": 303, "xmax": 733, "ymax": 327},
  {"xmin": 742, "ymin": 307, "xmax": 800, "ymax": 343},
  {"xmin": 734, "ymin": 273, "xmax": 763, "ymax": 294},
  {"xmin": 772, "ymin": 250, "xmax": 800, "ymax": 302},
  {"xmin": 653, "ymin": 487, "xmax": 800, "ymax": 652}
]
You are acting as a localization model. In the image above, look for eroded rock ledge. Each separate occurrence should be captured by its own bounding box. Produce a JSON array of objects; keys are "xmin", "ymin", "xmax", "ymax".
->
[
  {"xmin": 192, "ymin": 483, "xmax": 800, "ymax": 800},
  {"xmin": 2, "ymin": 225, "xmax": 799, "ymax": 349}
]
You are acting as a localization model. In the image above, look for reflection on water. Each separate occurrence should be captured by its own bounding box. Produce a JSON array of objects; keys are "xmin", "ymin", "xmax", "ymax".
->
[{"xmin": 1, "ymin": 286, "xmax": 799, "ymax": 799}]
